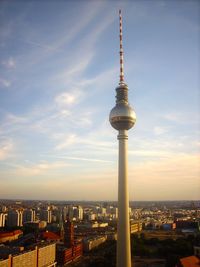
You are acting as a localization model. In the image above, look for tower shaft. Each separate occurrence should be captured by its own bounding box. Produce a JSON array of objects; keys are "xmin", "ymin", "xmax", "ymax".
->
[{"xmin": 117, "ymin": 130, "xmax": 131, "ymax": 267}]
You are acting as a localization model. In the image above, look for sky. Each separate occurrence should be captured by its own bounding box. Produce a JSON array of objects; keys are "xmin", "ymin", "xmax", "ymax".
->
[{"xmin": 0, "ymin": 0, "xmax": 199, "ymax": 201}]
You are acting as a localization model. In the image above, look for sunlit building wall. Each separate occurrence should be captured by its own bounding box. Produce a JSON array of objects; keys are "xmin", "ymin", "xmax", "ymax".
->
[
  {"xmin": 0, "ymin": 213, "xmax": 6, "ymax": 228},
  {"xmin": 0, "ymin": 243, "xmax": 56, "ymax": 267}
]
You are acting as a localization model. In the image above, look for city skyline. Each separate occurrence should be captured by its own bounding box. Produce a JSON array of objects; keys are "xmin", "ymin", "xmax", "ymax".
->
[{"xmin": 0, "ymin": 0, "xmax": 199, "ymax": 201}]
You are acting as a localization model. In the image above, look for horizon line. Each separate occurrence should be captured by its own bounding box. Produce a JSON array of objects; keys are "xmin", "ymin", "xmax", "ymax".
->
[{"xmin": 0, "ymin": 198, "xmax": 199, "ymax": 203}]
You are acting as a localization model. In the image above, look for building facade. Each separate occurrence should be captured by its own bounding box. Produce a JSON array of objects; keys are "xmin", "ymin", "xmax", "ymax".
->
[
  {"xmin": 23, "ymin": 209, "xmax": 36, "ymax": 223},
  {"xmin": 39, "ymin": 210, "xmax": 52, "ymax": 224},
  {"xmin": 0, "ymin": 214, "xmax": 6, "ymax": 228},
  {"xmin": 63, "ymin": 221, "xmax": 74, "ymax": 248},
  {"xmin": 0, "ymin": 243, "xmax": 56, "ymax": 267},
  {"xmin": 6, "ymin": 210, "xmax": 23, "ymax": 228}
]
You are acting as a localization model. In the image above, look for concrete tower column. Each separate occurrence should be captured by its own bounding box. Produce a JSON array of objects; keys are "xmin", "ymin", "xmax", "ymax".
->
[{"xmin": 117, "ymin": 129, "xmax": 131, "ymax": 267}]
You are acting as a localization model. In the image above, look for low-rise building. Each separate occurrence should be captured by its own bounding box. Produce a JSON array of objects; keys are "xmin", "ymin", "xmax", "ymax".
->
[
  {"xmin": 0, "ymin": 242, "xmax": 56, "ymax": 267},
  {"xmin": 42, "ymin": 231, "xmax": 60, "ymax": 242},
  {"xmin": 23, "ymin": 221, "xmax": 47, "ymax": 235},
  {"xmin": 0, "ymin": 230, "xmax": 23, "ymax": 243},
  {"xmin": 175, "ymin": 220, "xmax": 200, "ymax": 232},
  {"xmin": 56, "ymin": 243, "xmax": 82, "ymax": 265},
  {"xmin": 78, "ymin": 222, "xmax": 108, "ymax": 229},
  {"xmin": 176, "ymin": 256, "xmax": 200, "ymax": 267},
  {"xmin": 83, "ymin": 236, "xmax": 107, "ymax": 252},
  {"xmin": 130, "ymin": 222, "xmax": 142, "ymax": 234},
  {"xmin": 162, "ymin": 223, "xmax": 176, "ymax": 230}
]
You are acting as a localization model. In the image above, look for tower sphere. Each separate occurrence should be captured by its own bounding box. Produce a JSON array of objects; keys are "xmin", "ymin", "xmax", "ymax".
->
[{"xmin": 109, "ymin": 83, "xmax": 136, "ymax": 131}]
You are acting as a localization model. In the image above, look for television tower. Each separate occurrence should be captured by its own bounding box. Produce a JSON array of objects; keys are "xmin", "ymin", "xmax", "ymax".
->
[{"xmin": 109, "ymin": 10, "xmax": 136, "ymax": 267}]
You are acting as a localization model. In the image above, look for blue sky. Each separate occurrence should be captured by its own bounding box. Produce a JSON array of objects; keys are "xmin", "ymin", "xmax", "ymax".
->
[{"xmin": 0, "ymin": 0, "xmax": 199, "ymax": 201}]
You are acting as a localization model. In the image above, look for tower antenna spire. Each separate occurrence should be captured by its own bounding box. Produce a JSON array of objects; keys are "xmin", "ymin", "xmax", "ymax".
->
[{"xmin": 119, "ymin": 9, "xmax": 125, "ymax": 84}]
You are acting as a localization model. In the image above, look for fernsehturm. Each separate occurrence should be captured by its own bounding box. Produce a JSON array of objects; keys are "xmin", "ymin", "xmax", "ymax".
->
[{"xmin": 109, "ymin": 10, "xmax": 136, "ymax": 267}]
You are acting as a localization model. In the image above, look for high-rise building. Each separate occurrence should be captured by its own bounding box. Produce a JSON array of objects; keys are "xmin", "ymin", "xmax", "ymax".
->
[
  {"xmin": 63, "ymin": 220, "xmax": 74, "ymax": 248},
  {"xmin": 0, "ymin": 213, "xmax": 6, "ymax": 227},
  {"xmin": 88, "ymin": 213, "xmax": 96, "ymax": 221},
  {"xmin": 111, "ymin": 207, "xmax": 118, "ymax": 219},
  {"xmin": 63, "ymin": 206, "xmax": 68, "ymax": 221},
  {"xmin": 109, "ymin": 10, "xmax": 136, "ymax": 267},
  {"xmin": 97, "ymin": 207, "xmax": 106, "ymax": 219},
  {"xmin": 6, "ymin": 210, "xmax": 23, "ymax": 227},
  {"xmin": 68, "ymin": 206, "xmax": 83, "ymax": 221},
  {"xmin": 59, "ymin": 209, "xmax": 64, "ymax": 241},
  {"xmin": 68, "ymin": 206, "xmax": 74, "ymax": 221},
  {"xmin": 39, "ymin": 209, "xmax": 52, "ymax": 223},
  {"xmin": 22, "ymin": 209, "xmax": 36, "ymax": 223},
  {"xmin": 76, "ymin": 206, "xmax": 83, "ymax": 221},
  {"xmin": 100, "ymin": 207, "xmax": 106, "ymax": 216}
]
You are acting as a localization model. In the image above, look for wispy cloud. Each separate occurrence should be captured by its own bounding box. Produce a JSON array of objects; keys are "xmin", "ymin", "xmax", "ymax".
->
[
  {"xmin": 153, "ymin": 126, "xmax": 169, "ymax": 135},
  {"xmin": 55, "ymin": 134, "xmax": 77, "ymax": 150},
  {"xmin": 1, "ymin": 57, "xmax": 16, "ymax": 68},
  {"xmin": 162, "ymin": 112, "xmax": 199, "ymax": 125},
  {"xmin": 51, "ymin": 0, "xmax": 107, "ymax": 51},
  {"xmin": 55, "ymin": 132, "xmax": 114, "ymax": 152},
  {"xmin": 8, "ymin": 0, "xmax": 107, "ymax": 69},
  {"xmin": 62, "ymin": 53, "xmax": 94, "ymax": 79},
  {"xmin": 55, "ymin": 90, "xmax": 83, "ymax": 106},
  {"xmin": 0, "ymin": 78, "xmax": 11, "ymax": 88},
  {"xmin": 51, "ymin": 156, "xmax": 113, "ymax": 164},
  {"xmin": 0, "ymin": 139, "xmax": 13, "ymax": 160},
  {"xmin": 11, "ymin": 160, "xmax": 71, "ymax": 177},
  {"xmin": 0, "ymin": 113, "xmax": 28, "ymax": 136},
  {"xmin": 4, "ymin": 113, "xmax": 27, "ymax": 124},
  {"xmin": 23, "ymin": 39, "xmax": 61, "ymax": 52}
]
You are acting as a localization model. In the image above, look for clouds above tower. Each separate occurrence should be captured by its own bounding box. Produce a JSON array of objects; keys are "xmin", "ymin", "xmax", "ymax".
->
[{"xmin": 0, "ymin": 0, "xmax": 199, "ymax": 201}]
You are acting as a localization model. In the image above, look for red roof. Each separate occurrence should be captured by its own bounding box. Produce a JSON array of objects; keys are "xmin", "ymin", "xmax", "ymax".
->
[
  {"xmin": 0, "ymin": 230, "xmax": 22, "ymax": 238},
  {"xmin": 180, "ymin": 256, "xmax": 200, "ymax": 267},
  {"xmin": 13, "ymin": 230, "xmax": 22, "ymax": 235},
  {"xmin": 42, "ymin": 231, "xmax": 60, "ymax": 240}
]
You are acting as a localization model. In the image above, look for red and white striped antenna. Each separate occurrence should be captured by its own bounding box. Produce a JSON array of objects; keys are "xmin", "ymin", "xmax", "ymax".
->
[{"xmin": 119, "ymin": 9, "xmax": 125, "ymax": 84}]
